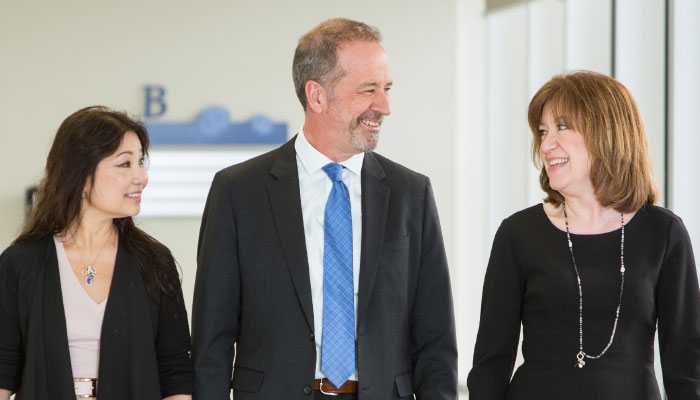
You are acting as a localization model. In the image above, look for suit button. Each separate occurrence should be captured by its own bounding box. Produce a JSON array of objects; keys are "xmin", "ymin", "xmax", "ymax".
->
[
  {"xmin": 303, "ymin": 385, "xmax": 312, "ymax": 395},
  {"xmin": 309, "ymin": 333, "xmax": 315, "ymax": 341}
]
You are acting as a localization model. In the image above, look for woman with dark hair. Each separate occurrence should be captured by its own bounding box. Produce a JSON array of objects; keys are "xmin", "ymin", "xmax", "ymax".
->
[
  {"xmin": 467, "ymin": 71, "xmax": 700, "ymax": 399},
  {"xmin": 0, "ymin": 106, "xmax": 193, "ymax": 399}
]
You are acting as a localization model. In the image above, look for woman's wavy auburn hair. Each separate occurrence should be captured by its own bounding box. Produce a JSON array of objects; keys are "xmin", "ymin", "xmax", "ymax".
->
[{"xmin": 527, "ymin": 71, "xmax": 657, "ymax": 212}]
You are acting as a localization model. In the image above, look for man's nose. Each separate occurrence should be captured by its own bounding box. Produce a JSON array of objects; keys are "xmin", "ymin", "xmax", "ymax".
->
[{"xmin": 373, "ymin": 90, "xmax": 391, "ymax": 116}]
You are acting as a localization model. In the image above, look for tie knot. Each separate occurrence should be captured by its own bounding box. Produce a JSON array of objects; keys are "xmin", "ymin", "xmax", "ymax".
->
[{"xmin": 322, "ymin": 162, "xmax": 344, "ymax": 183}]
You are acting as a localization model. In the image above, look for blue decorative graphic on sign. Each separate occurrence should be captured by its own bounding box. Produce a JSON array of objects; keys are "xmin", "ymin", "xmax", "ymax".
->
[{"xmin": 146, "ymin": 106, "xmax": 287, "ymax": 145}]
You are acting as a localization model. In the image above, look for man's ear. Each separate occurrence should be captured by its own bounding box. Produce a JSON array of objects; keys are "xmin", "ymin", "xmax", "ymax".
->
[{"xmin": 305, "ymin": 80, "xmax": 327, "ymax": 113}]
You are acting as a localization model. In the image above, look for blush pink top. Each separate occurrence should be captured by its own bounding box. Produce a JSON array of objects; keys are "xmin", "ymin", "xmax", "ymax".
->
[{"xmin": 54, "ymin": 236, "xmax": 107, "ymax": 379}]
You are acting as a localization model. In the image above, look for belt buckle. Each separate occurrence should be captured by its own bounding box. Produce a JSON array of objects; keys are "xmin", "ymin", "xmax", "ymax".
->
[
  {"xmin": 319, "ymin": 378, "xmax": 339, "ymax": 396},
  {"xmin": 74, "ymin": 377, "xmax": 97, "ymax": 398}
]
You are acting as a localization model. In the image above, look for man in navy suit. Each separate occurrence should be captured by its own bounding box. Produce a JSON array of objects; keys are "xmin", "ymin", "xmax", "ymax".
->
[{"xmin": 192, "ymin": 18, "xmax": 457, "ymax": 400}]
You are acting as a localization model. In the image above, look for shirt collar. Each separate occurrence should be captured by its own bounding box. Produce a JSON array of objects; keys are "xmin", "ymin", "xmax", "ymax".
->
[{"xmin": 295, "ymin": 128, "xmax": 364, "ymax": 177}]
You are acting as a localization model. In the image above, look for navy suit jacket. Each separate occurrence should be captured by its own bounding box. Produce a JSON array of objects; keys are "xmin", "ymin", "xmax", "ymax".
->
[{"xmin": 192, "ymin": 138, "xmax": 457, "ymax": 399}]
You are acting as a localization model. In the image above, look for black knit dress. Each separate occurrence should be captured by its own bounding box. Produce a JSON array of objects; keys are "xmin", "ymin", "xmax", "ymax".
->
[{"xmin": 468, "ymin": 204, "xmax": 700, "ymax": 399}]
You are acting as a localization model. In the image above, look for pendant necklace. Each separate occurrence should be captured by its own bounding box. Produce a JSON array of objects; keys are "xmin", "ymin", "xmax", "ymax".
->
[
  {"xmin": 563, "ymin": 202, "xmax": 625, "ymax": 368},
  {"xmin": 71, "ymin": 229, "xmax": 113, "ymax": 286}
]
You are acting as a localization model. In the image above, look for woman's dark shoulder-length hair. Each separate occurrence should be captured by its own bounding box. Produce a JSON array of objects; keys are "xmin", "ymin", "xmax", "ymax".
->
[
  {"xmin": 15, "ymin": 105, "xmax": 181, "ymax": 300},
  {"xmin": 527, "ymin": 71, "xmax": 658, "ymax": 212}
]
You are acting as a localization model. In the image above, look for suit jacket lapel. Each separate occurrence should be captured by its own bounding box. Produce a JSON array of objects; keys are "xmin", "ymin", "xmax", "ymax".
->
[
  {"xmin": 268, "ymin": 138, "xmax": 315, "ymax": 331},
  {"xmin": 357, "ymin": 152, "xmax": 389, "ymax": 331}
]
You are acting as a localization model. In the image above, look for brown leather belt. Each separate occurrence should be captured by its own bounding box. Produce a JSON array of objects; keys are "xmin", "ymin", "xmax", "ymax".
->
[{"xmin": 314, "ymin": 378, "xmax": 358, "ymax": 394}]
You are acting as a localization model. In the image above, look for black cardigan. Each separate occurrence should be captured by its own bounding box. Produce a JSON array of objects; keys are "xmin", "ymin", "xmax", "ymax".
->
[{"xmin": 0, "ymin": 235, "xmax": 194, "ymax": 399}]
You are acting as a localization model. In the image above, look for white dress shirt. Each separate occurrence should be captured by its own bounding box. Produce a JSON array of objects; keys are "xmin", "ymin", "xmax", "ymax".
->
[{"xmin": 295, "ymin": 129, "xmax": 363, "ymax": 381}]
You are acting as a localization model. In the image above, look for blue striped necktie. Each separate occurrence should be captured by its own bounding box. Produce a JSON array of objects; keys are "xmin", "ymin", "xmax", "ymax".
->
[{"xmin": 320, "ymin": 162, "xmax": 356, "ymax": 388}]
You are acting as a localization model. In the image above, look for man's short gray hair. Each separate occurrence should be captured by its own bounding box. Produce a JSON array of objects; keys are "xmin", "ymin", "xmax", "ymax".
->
[{"xmin": 292, "ymin": 18, "xmax": 382, "ymax": 110}]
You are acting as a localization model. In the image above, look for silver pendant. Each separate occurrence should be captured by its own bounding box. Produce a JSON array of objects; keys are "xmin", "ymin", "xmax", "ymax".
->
[
  {"xmin": 575, "ymin": 351, "xmax": 586, "ymax": 368},
  {"xmin": 81, "ymin": 266, "xmax": 96, "ymax": 286}
]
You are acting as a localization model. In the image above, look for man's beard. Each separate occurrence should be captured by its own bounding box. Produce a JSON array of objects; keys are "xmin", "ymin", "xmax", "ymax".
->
[{"xmin": 348, "ymin": 111, "xmax": 383, "ymax": 152}]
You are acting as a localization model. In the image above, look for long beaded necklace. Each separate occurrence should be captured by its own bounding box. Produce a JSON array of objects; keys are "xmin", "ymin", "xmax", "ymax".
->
[{"xmin": 563, "ymin": 202, "xmax": 625, "ymax": 368}]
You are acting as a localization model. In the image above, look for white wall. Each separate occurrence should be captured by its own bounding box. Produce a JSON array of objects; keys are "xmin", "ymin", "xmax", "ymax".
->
[
  {"xmin": 565, "ymin": 0, "xmax": 612, "ymax": 73},
  {"xmin": 615, "ymin": 0, "xmax": 667, "ymax": 205},
  {"xmin": 669, "ymin": 0, "xmax": 700, "ymax": 273},
  {"xmin": 485, "ymin": 5, "xmax": 530, "ymax": 240},
  {"xmin": 455, "ymin": 0, "xmax": 487, "ymax": 391}
]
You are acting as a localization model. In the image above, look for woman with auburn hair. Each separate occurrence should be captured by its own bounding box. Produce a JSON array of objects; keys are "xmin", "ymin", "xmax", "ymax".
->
[
  {"xmin": 0, "ymin": 106, "xmax": 193, "ymax": 400},
  {"xmin": 467, "ymin": 71, "xmax": 700, "ymax": 399}
]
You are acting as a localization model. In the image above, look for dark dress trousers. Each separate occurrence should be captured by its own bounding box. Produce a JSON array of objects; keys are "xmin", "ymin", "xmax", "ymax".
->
[
  {"xmin": 0, "ymin": 236, "xmax": 194, "ymax": 399},
  {"xmin": 192, "ymin": 137, "xmax": 458, "ymax": 399},
  {"xmin": 467, "ymin": 204, "xmax": 700, "ymax": 399}
]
